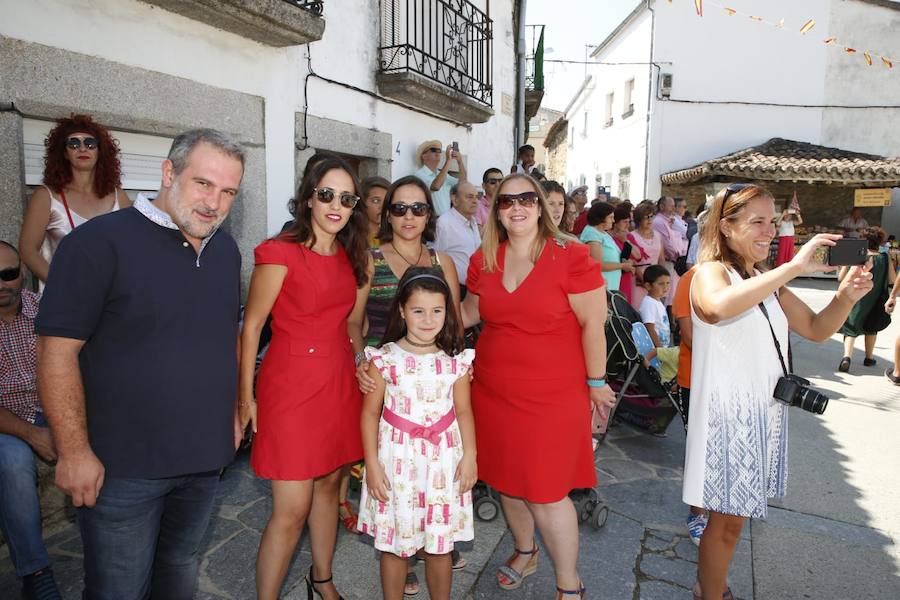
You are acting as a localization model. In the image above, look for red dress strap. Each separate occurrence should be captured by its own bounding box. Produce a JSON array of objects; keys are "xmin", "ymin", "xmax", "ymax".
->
[{"xmin": 59, "ymin": 190, "xmax": 77, "ymax": 230}]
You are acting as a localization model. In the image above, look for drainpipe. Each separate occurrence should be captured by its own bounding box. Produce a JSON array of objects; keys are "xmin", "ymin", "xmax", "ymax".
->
[
  {"xmin": 643, "ymin": 0, "xmax": 655, "ymax": 199},
  {"xmin": 516, "ymin": 0, "xmax": 528, "ymax": 153}
]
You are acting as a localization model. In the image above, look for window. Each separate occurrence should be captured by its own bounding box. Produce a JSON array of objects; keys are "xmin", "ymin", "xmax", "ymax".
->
[
  {"xmin": 23, "ymin": 118, "xmax": 171, "ymax": 192},
  {"xmin": 582, "ymin": 110, "xmax": 589, "ymax": 137},
  {"xmin": 617, "ymin": 167, "xmax": 631, "ymax": 200},
  {"xmin": 605, "ymin": 172, "xmax": 613, "ymax": 187},
  {"xmin": 579, "ymin": 174, "xmax": 587, "ymax": 186},
  {"xmin": 623, "ymin": 79, "xmax": 635, "ymax": 118},
  {"xmin": 604, "ymin": 92, "xmax": 614, "ymax": 127},
  {"xmin": 569, "ymin": 126, "xmax": 576, "ymax": 148}
]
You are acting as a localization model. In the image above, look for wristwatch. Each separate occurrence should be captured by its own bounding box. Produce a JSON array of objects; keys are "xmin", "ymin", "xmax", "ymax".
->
[{"xmin": 354, "ymin": 351, "xmax": 366, "ymax": 367}]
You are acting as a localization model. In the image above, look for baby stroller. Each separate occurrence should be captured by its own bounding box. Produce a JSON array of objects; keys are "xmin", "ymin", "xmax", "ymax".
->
[{"xmin": 601, "ymin": 290, "xmax": 687, "ymax": 437}]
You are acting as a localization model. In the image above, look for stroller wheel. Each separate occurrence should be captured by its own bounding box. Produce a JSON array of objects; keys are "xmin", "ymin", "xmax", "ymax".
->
[
  {"xmin": 475, "ymin": 496, "xmax": 500, "ymax": 522},
  {"xmin": 591, "ymin": 505, "xmax": 609, "ymax": 530},
  {"xmin": 578, "ymin": 501, "xmax": 593, "ymax": 523}
]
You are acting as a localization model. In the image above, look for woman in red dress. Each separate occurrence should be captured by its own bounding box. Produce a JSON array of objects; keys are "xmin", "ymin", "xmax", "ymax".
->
[
  {"xmin": 239, "ymin": 157, "xmax": 370, "ymax": 600},
  {"xmin": 461, "ymin": 174, "xmax": 616, "ymax": 600}
]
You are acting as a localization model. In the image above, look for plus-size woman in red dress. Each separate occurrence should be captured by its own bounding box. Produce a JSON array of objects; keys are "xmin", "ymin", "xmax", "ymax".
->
[
  {"xmin": 239, "ymin": 157, "xmax": 370, "ymax": 600},
  {"xmin": 461, "ymin": 174, "xmax": 616, "ymax": 600}
]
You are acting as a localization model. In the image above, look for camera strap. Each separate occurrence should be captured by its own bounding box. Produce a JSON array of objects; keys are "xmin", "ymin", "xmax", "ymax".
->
[{"xmin": 739, "ymin": 269, "xmax": 793, "ymax": 378}]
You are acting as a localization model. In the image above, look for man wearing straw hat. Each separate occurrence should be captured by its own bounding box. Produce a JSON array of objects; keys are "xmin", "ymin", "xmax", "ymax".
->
[{"xmin": 413, "ymin": 139, "xmax": 468, "ymax": 217}]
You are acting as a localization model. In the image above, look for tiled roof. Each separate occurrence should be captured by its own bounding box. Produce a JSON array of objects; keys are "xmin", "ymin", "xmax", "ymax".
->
[{"xmin": 661, "ymin": 138, "xmax": 900, "ymax": 187}]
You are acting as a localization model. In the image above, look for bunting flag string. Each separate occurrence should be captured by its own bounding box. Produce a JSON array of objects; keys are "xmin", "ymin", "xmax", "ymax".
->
[{"xmin": 667, "ymin": 0, "xmax": 895, "ymax": 71}]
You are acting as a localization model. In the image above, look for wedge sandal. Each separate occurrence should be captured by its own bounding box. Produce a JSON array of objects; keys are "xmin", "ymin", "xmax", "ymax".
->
[{"xmin": 496, "ymin": 543, "xmax": 539, "ymax": 590}]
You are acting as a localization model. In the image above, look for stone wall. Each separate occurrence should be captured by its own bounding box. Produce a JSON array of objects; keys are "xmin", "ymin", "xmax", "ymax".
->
[
  {"xmin": 545, "ymin": 124, "xmax": 568, "ymax": 185},
  {"xmin": 662, "ymin": 181, "xmax": 885, "ymax": 230},
  {"xmin": 0, "ymin": 35, "xmax": 268, "ymax": 289}
]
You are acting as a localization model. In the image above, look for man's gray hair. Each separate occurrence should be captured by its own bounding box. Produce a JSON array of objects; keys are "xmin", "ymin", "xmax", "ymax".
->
[{"xmin": 167, "ymin": 128, "xmax": 245, "ymax": 175}]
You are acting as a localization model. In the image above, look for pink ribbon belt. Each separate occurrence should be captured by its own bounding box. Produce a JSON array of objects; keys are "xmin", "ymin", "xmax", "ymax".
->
[{"xmin": 382, "ymin": 408, "xmax": 456, "ymax": 445}]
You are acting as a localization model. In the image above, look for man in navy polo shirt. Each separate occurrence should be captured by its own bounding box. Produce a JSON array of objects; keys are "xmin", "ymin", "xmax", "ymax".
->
[{"xmin": 36, "ymin": 129, "xmax": 245, "ymax": 600}]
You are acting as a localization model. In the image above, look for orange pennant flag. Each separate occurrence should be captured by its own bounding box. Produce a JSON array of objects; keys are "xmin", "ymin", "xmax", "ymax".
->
[
  {"xmin": 724, "ymin": 8, "xmax": 737, "ymax": 16},
  {"xmin": 823, "ymin": 37, "xmax": 837, "ymax": 45},
  {"xmin": 695, "ymin": 0, "xmax": 703, "ymax": 17},
  {"xmin": 882, "ymin": 56, "xmax": 894, "ymax": 69},
  {"xmin": 799, "ymin": 19, "xmax": 816, "ymax": 35},
  {"xmin": 845, "ymin": 47, "xmax": 857, "ymax": 54},
  {"xmin": 864, "ymin": 52, "xmax": 873, "ymax": 66}
]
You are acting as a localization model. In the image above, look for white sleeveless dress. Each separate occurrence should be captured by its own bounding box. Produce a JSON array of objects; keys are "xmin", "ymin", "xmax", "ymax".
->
[
  {"xmin": 682, "ymin": 266, "xmax": 789, "ymax": 519},
  {"xmin": 40, "ymin": 184, "xmax": 121, "ymax": 266}
]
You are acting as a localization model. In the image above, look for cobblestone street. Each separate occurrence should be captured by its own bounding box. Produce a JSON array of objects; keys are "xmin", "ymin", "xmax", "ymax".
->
[{"xmin": 2, "ymin": 280, "xmax": 898, "ymax": 599}]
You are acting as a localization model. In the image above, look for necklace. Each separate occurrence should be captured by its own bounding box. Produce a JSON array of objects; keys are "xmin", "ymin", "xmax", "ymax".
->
[
  {"xmin": 404, "ymin": 336, "xmax": 437, "ymax": 348},
  {"xmin": 391, "ymin": 242, "xmax": 424, "ymax": 267}
]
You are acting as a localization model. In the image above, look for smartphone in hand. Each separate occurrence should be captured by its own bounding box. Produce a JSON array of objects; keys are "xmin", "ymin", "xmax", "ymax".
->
[{"xmin": 827, "ymin": 238, "xmax": 868, "ymax": 266}]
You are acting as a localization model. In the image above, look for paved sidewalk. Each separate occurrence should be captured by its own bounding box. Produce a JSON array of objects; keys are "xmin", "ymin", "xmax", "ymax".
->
[{"xmin": 2, "ymin": 279, "xmax": 898, "ymax": 599}]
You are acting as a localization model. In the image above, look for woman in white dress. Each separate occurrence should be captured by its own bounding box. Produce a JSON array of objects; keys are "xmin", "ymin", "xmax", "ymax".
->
[
  {"xmin": 684, "ymin": 183, "xmax": 872, "ymax": 599},
  {"xmin": 19, "ymin": 114, "xmax": 130, "ymax": 284}
]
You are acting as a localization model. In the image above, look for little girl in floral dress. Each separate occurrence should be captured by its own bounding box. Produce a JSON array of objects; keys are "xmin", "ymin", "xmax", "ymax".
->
[{"xmin": 358, "ymin": 267, "xmax": 476, "ymax": 600}]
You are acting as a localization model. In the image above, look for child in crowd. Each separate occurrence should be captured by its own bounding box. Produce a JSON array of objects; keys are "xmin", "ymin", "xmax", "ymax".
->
[
  {"xmin": 358, "ymin": 267, "xmax": 477, "ymax": 600},
  {"xmin": 639, "ymin": 265, "xmax": 673, "ymax": 351}
]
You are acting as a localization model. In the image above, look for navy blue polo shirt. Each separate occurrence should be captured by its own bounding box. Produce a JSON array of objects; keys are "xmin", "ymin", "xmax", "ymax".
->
[{"xmin": 35, "ymin": 202, "xmax": 241, "ymax": 479}]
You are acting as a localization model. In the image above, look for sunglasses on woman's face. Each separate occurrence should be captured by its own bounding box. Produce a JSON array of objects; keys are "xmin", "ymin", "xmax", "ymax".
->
[
  {"xmin": 389, "ymin": 202, "xmax": 430, "ymax": 217},
  {"xmin": 314, "ymin": 187, "xmax": 359, "ymax": 209},
  {"xmin": 0, "ymin": 266, "xmax": 21, "ymax": 282},
  {"xmin": 496, "ymin": 191, "xmax": 539, "ymax": 210},
  {"xmin": 66, "ymin": 137, "xmax": 98, "ymax": 151}
]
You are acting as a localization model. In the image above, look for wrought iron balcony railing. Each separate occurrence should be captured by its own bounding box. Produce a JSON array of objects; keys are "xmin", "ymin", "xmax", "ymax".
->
[
  {"xmin": 379, "ymin": 0, "xmax": 493, "ymax": 106},
  {"xmin": 281, "ymin": 0, "xmax": 323, "ymax": 16},
  {"xmin": 525, "ymin": 24, "xmax": 544, "ymax": 92}
]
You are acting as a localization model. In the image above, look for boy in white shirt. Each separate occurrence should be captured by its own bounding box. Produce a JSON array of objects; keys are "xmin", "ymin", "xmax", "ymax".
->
[{"xmin": 639, "ymin": 265, "xmax": 672, "ymax": 349}]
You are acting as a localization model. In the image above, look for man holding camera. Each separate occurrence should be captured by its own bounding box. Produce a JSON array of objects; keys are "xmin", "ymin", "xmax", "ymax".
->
[{"xmin": 414, "ymin": 139, "xmax": 467, "ymax": 217}]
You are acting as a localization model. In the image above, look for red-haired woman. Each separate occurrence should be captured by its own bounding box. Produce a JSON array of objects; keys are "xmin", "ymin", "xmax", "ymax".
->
[{"xmin": 19, "ymin": 114, "xmax": 130, "ymax": 283}]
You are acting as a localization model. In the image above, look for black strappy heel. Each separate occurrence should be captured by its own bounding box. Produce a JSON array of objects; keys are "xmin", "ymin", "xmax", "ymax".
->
[{"xmin": 305, "ymin": 565, "xmax": 345, "ymax": 600}]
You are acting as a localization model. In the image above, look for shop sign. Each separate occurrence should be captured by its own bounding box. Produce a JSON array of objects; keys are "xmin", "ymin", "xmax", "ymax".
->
[{"xmin": 854, "ymin": 188, "xmax": 891, "ymax": 207}]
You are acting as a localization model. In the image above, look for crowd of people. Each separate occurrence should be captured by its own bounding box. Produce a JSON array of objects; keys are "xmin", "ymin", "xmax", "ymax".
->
[{"xmin": 0, "ymin": 117, "xmax": 890, "ymax": 600}]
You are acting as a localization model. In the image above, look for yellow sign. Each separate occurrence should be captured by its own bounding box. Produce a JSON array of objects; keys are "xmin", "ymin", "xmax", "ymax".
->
[{"xmin": 854, "ymin": 188, "xmax": 891, "ymax": 207}]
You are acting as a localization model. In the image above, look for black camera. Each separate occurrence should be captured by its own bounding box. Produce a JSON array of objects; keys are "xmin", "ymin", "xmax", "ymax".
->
[{"xmin": 773, "ymin": 374, "xmax": 829, "ymax": 414}]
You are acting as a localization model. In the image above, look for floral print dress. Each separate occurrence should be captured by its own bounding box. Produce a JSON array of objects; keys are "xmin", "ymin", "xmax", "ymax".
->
[{"xmin": 357, "ymin": 343, "xmax": 475, "ymax": 557}]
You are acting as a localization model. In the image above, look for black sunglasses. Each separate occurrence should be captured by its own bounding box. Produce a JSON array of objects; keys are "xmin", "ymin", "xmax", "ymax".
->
[
  {"xmin": 485, "ymin": 177, "xmax": 503, "ymax": 185},
  {"xmin": 389, "ymin": 202, "xmax": 430, "ymax": 217},
  {"xmin": 314, "ymin": 187, "xmax": 359, "ymax": 209},
  {"xmin": 497, "ymin": 191, "xmax": 539, "ymax": 210},
  {"xmin": 426, "ymin": 147, "xmax": 442, "ymax": 154},
  {"xmin": 0, "ymin": 266, "xmax": 21, "ymax": 282},
  {"xmin": 66, "ymin": 137, "xmax": 98, "ymax": 150}
]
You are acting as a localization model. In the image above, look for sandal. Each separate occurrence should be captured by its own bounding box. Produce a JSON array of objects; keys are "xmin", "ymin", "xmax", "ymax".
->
[
  {"xmin": 496, "ymin": 542, "xmax": 539, "ymax": 590},
  {"xmin": 404, "ymin": 571, "xmax": 419, "ymax": 596},
  {"xmin": 451, "ymin": 549, "xmax": 467, "ymax": 570},
  {"xmin": 338, "ymin": 500, "xmax": 360, "ymax": 534},
  {"xmin": 556, "ymin": 582, "xmax": 585, "ymax": 599}
]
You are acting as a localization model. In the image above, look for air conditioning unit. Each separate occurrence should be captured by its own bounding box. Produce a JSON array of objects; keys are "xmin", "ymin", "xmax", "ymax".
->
[{"xmin": 660, "ymin": 73, "xmax": 673, "ymax": 98}]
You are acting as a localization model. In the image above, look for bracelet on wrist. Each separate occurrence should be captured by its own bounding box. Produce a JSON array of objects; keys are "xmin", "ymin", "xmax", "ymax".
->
[
  {"xmin": 354, "ymin": 351, "xmax": 366, "ymax": 367},
  {"xmin": 586, "ymin": 378, "xmax": 607, "ymax": 388}
]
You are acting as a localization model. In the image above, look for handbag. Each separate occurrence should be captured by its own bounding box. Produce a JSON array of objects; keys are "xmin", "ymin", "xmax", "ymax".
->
[
  {"xmin": 674, "ymin": 254, "xmax": 689, "ymax": 276},
  {"xmin": 862, "ymin": 253, "xmax": 892, "ymax": 333}
]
